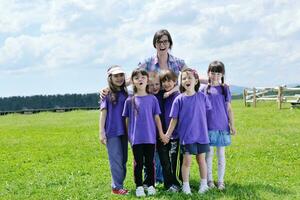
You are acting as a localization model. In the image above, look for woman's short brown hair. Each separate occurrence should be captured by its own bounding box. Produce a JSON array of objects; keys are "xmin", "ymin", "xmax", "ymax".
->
[{"xmin": 153, "ymin": 29, "xmax": 173, "ymax": 49}]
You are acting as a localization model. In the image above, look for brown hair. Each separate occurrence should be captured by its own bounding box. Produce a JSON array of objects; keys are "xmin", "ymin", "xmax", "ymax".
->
[
  {"xmin": 160, "ymin": 69, "xmax": 178, "ymax": 83},
  {"xmin": 107, "ymin": 66, "xmax": 128, "ymax": 105},
  {"xmin": 207, "ymin": 60, "xmax": 226, "ymax": 96},
  {"xmin": 179, "ymin": 68, "xmax": 200, "ymax": 93},
  {"xmin": 153, "ymin": 29, "xmax": 173, "ymax": 49},
  {"xmin": 131, "ymin": 68, "xmax": 149, "ymax": 115}
]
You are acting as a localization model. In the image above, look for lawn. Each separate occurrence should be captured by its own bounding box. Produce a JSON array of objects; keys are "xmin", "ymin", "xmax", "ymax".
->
[{"xmin": 0, "ymin": 100, "xmax": 299, "ymax": 199}]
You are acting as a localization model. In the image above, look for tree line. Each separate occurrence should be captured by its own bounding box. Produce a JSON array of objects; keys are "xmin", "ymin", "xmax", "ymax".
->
[{"xmin": 0, "ymin": 93, "xmax": 99, "ymax": 111}]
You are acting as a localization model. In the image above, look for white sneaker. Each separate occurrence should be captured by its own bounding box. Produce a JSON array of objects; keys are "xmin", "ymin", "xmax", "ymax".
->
[
  {"xmin": 136, "ymin": 186, "xmax": 146, "ymax": 197},
  {"xmin": 143, "ymin": 184, "xmax": 148, "ymax": 190},
  {"xmin": 198, "ymin": 184, "xmax": 209, "ymax": 194},
  {"xmin": 147, "ymin": 186, "xmax": 156, "ymax": 195},
  {"xmin": 167, "ymin": 185, "xmax": 179, "ymax": 193},
  {"xmin": 182, "ymin": 185, "xmax": 191, "ymax": 195},
  {"xmin": 218, "ymin": 182, "xmax": 225, "ymax": 190},
  {"xmin": 208, "ymin": 181, "xmax": 216, "ymax": 188}
]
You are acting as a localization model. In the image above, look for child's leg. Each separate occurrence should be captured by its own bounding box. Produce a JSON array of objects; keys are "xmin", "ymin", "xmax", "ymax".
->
[
  {"xmin": 120, "ymin": 135, "xmax": 128, "ymax": 182},
  {"xmin": 205, "ymin": 146, "xmax": 214, "ymax": 182},
  {"xmin": 155, "ymin": 150, "xmax": 164, "ymax": 183},
  {"xmin": 132, "ymin": 144, "xmax": 144, "ymax": 187},
  {"xmin": 106, "ymin": 136, "xmax": 127, "ymax": 189},
  {"xmin": 170, "ymin": 139, "xmax": 181, "ymax": 186},
  {"xmin": 144, "ymin": 144, "xmax": 156, "ymax": 187},
  {"xmin": 196, "ymin": 153, "xmax": 207, "ymax": 180},
  {"xmin": 182, "ymin": 154, "xmax": 192, "ymax": 183},
  {"xmin": 216, "ymin": 147, "xmax": 226, "ymax": 183},
  {"xmin": 181, "ymin": 154, "xmax": 192, "ymax": 194},
  {"xmin": 157, "ymin": 139, "xmax": 173, "ymax": 189},
  {"xmin": 196, "ymin": 153, "xmax": 209, "ymax": 193}
]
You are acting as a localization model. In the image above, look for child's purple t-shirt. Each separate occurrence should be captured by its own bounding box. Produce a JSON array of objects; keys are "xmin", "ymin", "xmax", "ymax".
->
[
  {"xmin": 122, "ymin": 94, "xmax": 161, "ymax": 145},
  {"xmin": 100, "ymin": 91, "xmax": 127, "ymax": 139},
  {"xmin": 169, "ymin": 92, "xmax": 212, "ymax": 145},
  {"xmin": 203, "ymin": 85, "xmax": 231, "ymax": 132},
  {"xmin": 164, "ymin": 91, "xmax": 180, "ymax": 139}
]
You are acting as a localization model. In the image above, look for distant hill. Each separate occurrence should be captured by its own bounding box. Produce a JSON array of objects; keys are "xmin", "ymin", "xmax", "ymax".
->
[
  {"xmin": 287, "ymin": 83, "xmax": 300, "ymax": 88},
  {"xmin": 0, "ymin": 93, "xmax": 99, "ymax": 112}
]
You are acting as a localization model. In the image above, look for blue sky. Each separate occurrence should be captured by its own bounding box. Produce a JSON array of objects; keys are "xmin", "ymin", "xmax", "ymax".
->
[{"xmin": 0, "ymin": 0, "xmax": 299, "ymax": 97}]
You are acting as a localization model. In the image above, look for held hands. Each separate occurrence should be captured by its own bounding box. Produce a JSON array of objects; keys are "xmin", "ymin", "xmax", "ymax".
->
[{"xmin": 160, "ymin": 133, "xmax": 170, "ymax": 144}]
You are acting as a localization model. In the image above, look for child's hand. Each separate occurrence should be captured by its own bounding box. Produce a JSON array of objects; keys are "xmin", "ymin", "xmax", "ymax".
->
[
  {"xmin": 99, "ymin": 88, "xmax": 110, "ymax": 101},
  {"xmin": 160, "ymin": 134, "xmax": 169, "ymax": 144},
  {"xmin": 230, "ymin": 126, "xmax": 237, "ymax": 135},
  {"xmin": 99, "ymin": 133, "xmax": 107, "ymax": 145},
  {"xmin": 163, "ymin": 91, "xmax": 170, "ymax": 99}
]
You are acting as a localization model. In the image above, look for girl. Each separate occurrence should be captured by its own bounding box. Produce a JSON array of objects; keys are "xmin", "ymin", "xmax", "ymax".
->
[
  {"xmin": 99, "ymin": 65, "xmax": 129, "ymax": 195},
  {"xmin": 204, "ymin": 61, "xmax": 236, "ymax": 190},
  {"xmin": 146, "ymin": 73, "xmax": 164, "ymax": 186},
  {"xmin": 159, "ymin": 70, "xmax": 182, "ymax": 191},
  {"xmin": 122, "ymin": 68, "xmax": 165, "ymax": 197},
  {"xmin": 164, "ymin": 68, "xmax": 211, "ymax": 194}
]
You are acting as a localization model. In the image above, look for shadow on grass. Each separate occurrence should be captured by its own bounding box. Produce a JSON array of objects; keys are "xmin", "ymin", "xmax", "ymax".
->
[{"xmin": 121, "ymin": 180, "xmax": 294, "ymax": 200}]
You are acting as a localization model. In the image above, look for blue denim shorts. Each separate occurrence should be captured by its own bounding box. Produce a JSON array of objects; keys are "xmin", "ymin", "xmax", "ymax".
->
[
  {"xmin": 180, "ymin": 143, "xmax": 210, "ymax": 155},
  {"xmin": 208, "ymin": 130, "xmax": 231, "ymax": 147}
]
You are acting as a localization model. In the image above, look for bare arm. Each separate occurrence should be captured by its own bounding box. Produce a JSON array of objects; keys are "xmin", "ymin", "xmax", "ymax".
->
[
  {"xmin": 227, "ymin": 103, "xmax": 236, "ymax": 135},
  {"xmin": 99, "ymin": 87, "xmax": 110, "ymax": 101},
  {"xmin": 163, "ymin": 85, "xmax": 179, "ymax": 99},
  {"xmin": 154, "ymin": 115, "xmax": 165, "ymax": 139},
  {"xmin": 125, "ymin": 77, "xmax": 132, "ymax": 87},
  {"xmin": 99, "ymin": 109, "xmax": 107, "ymax": 144},
  {"xmin": 165, "ymin": 118, "xmax": 178, "ymax": 140},
  {"xmin": 125, "ymin": 117, "xmax": 129, "ymax": 133}
]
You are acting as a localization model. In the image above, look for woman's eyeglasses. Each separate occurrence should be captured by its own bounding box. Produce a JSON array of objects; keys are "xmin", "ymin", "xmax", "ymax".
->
[
  {"xmin": 210, "ymin": 72, "xmax": 223, "ymax": 76},
  {"xmin": 156, "ymin": 39, "xmax": 169, "ymax": 45}
]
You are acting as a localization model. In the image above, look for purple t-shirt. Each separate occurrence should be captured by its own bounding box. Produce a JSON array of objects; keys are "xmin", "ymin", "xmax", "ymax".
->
[
  {"xmin": 203, "ymin": 85, "xmax": 231, "ymax": 132},
  {"xmin": 164, "ymin": 91, "xmax": 180, "ymax": 139},
  {"xmin": 169, "ymin": 92, "xmax": 212, "ymax": 145},
  {"xmin": 154, "ymin": 91, "xmax": 166, "ymax": 131},
  {"xmin": 100, "ymin": 91, "xmax": 127, "ymax": 139},
  {"xmin": 122, "ymin": 94, "xmax": 161, "ymax": 145}
]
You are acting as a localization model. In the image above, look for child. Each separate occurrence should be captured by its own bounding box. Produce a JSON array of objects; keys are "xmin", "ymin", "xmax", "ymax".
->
[
  {"xmin": 204, "ymin": 61, "xmax": 236, "ymax": 190},
  {"xmin": 164, "ymin": 68, "xmax": 211, "ymax": 194},
  {"xmin": 159, "ymin": 70, "xmax": 182, "ymax": 191},
  {"xmin": 99, "ymin": 65, "xmax": 129, "ymax": 195},
  {"xmin": 147, "ymin": 73, "xmax": 164, "ymax": 185},
  {"xmin": 122, "ymin": 68, "xmax": 165, "ymax": 197}
]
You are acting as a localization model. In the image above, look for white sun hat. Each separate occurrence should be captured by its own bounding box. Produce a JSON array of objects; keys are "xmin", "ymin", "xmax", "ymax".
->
[{"xmin": 107, "ymin": 65, "xmax": 125, "ymax": 75}]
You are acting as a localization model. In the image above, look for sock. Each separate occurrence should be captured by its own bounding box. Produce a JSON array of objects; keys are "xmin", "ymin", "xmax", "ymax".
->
[
  {"xmin": 182, "ymin": 182, "xmax": 190, "ymax": 188},
  {"xmin": 201, "ymin": 179, "xmax": 208, "ymax": 187}
]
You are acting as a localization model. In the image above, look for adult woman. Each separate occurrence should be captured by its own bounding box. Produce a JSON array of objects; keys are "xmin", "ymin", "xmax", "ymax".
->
[{"xmin": 138, "ymin": 29, "xmax": 186, "ymax": 77}]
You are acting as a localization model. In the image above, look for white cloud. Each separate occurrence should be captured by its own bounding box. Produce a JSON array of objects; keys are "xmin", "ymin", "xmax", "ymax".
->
[{"xmin": 0, "ymin": 0, "xmax": 300, "ymax": 96}]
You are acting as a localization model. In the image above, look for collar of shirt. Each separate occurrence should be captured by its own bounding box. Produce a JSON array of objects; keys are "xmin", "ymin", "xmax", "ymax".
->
[{"xmin": 152, "ymin": 53, "xmax": 175, "ymax": 66}]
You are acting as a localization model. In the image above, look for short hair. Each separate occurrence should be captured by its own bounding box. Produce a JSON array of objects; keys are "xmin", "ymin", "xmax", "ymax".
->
[
  {"xmin": 160, "ymin": 69, "xmax": 178, "ymax": 83},
  {"xmin": 153, "ymin": 29, "xmax": 173, "ymax": 49}
]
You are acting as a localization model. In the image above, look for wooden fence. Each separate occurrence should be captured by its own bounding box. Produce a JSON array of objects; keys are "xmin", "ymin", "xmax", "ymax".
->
[{"xmin": 243, "ymin": 86, "xmax": 300, "ymax": 109}]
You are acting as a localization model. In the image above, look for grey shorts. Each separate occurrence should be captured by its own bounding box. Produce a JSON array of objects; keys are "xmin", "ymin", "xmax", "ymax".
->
[{"xmin": 180, "ymin": 143, "xmax": 210, "ymax": 155}]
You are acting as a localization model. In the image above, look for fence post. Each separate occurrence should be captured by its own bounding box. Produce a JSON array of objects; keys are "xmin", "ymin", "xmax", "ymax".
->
[
  {"xmin": 243, "ymin": 89, "xmax": 247, "ymax": 107},
  {"xmin": 253, "ymin": 87, "xmax": 256, "ymax": 107},
  {"xmin": 278, "ymin": 86, "xmax": 283, "ymax": 109}
]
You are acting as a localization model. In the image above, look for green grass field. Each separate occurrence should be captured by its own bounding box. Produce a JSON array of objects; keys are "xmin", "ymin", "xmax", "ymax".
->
[{"xmin": 0, "ymin": 100, "xmax": 299, "ymax": 199}]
